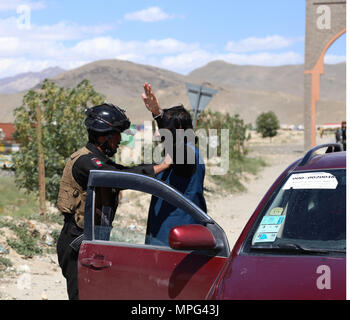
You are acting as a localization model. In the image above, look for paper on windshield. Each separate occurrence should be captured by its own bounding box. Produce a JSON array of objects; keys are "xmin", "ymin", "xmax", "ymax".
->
[
  {"xmin": 282, "ymin": 172, "xmax": 338, "ymax": 190},
  {"xmin": 253, "ymin": 216, "xmax": 285, "ymax": 243},
  {"xmin": 269, "ymin": 207, "xmax": 284, "ymax": 216}
]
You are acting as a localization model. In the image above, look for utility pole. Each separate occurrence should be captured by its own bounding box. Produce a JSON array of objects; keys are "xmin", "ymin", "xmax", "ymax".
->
[
  {"xmin": 36, "ymin": 103, "xmax": 46, "ymax": 219},
  {"xmin": 192, "ymin": 86, "xmax": 202, "ymax": 131}
]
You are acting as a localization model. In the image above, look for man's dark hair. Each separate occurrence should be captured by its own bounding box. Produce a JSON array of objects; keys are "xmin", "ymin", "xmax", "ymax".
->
[
  {"xmin": 158, "ymin": 105, "xmax": 197, "ymax": 145},
  {"xmin": 161, "ymin": 105, "xmax": 193, "ymax": 131},
  {"xmin": 158, "ymin": 105, "xmax": 197, "ymax": 176}
]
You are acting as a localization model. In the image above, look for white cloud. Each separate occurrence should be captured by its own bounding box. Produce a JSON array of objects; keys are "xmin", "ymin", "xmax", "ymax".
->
[
  {"xmin": 160, "ymin": 51, "xmax": 304, "ymax": 74},
  {"xmin": 0, "ymin": 32, "xmax": 201, "ymax": 77},
  {"xmin": 0, "ymin": 0, "xmax": 45, "ymax": 11},
  {"xmin": 221, "ymin": 51, "xmax": 303, "ymax": 66},
  {"xmin": 226, "ymin": 35, "xmax": 302, "ymax": 53},
  {"xmin": 0, "ymin": 57, "xmax": 88, "ymax": 78},
  {"xmin": 143, "ymin": 38, "xmax": 199, "ymax": 55},
  {"xmin": 0, "ymin": 35, "xmax": 305, "ymax": 78},
  {"xmin": 115, "ymin": 53, "xmax": 140, "ymax": 61},
  {"xmin": 124, "ymin": 6, "xmax": 173, "ymax": 22},
  {"xmin": 68, "ymin": 37, "xmax": 199, "ymax": 60},
  {"xmin": 0, "ymin": 17, "xmax": 112, "ymax": 41},
  {"xmin": 0, "ymin": 13, "xmax": 308, "ymax": 79},
  {"xmin": 160, "ymin": 50, "xmax": 213, "ymax": 73},
  {"xmin": 324, "ymin": 54, "xmax": 346, "ymax": 64},
  {"xmin": 0, "ymin": 37, "xmax": 21, "ymax": 56}
]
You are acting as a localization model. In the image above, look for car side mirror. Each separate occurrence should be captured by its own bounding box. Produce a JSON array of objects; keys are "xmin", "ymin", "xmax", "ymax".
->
[{"xmin": 169, "ymin": 224, "xmax": 216, "ymax": 250}]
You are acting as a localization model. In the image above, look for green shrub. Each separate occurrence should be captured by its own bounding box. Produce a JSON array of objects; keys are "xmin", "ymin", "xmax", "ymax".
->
[
  {"xmin": 256, "ymin": 111, "xmax": 280, "ymax": 139},
  {"xmin": 0, "ymin": 256, "xmax": 12, "ymax": 271},
  {"xmin": 196, "ymin": 110, "xmax": 266, "ymax": 192},
  {"xmin": 0, "ymin": 220, "xmax": 42, "ymax": 258}
]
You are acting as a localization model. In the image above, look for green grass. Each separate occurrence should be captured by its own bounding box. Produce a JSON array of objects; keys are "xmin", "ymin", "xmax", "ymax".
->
[
  {"xmin": 232, "ymin": 156, "xmax": 267, "ymax": 176},
  {"xmin": 0, "ymin": 220, "xmax": 42, "ymax": 258},
  {"xmin": 0, "ymin": 175, "xmax": 39, "ymax": 218},
  {"xmin": 0, "ymin": 256, "xmax": 12, "ymax": 271},
  {"xmin": 211, "ymin": 156, "xmax": 267, "ymax": 193},
  {"xmin": 0, "ymin": 174, "xmax": 59, "ymax": 257}
]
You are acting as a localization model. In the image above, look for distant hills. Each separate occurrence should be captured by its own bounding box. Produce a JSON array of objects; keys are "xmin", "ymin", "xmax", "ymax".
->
[
  {"xmin": 0, "ymin": 67, "xmax": 65, "ymax": 94},
  {"xmin": 0, "ymin": 59, "xmax": 345, "ymax": 126},
  {"xmin": 188, "ymin": 61, "xmax": 345, "ymax": 101}
]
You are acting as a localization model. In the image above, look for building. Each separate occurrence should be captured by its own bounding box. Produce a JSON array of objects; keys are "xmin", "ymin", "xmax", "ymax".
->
[{"xmin": 0, "ymin": 123, "xmax": 16, "ymax": 142}]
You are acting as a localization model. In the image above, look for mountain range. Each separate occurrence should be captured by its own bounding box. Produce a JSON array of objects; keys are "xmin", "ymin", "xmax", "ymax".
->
[
  {"xmin": 0, "ymin": 60, "xmax": 345, "ymax": 126},
  {"xmin": 0, "ymin": 67, "xmax": 65, "ymax": 94}
]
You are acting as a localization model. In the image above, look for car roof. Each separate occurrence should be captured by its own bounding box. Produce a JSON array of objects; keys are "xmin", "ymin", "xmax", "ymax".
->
[{"xmin": 294, "ymin": 151, "xmax": 346, "ymax": 172}]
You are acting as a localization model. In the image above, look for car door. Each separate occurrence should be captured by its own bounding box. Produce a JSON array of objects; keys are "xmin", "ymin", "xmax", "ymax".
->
[{"xmin": 78, "ymin": 170, "xmax": 230, "ymax": 300}]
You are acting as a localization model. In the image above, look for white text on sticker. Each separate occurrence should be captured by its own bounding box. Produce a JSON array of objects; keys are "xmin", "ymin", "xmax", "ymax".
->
[{"xmin": 282, "ymin": 172, "xmax": 338, "ymax": 190}]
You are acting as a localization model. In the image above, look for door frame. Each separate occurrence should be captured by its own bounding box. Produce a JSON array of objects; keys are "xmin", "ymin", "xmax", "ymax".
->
[{"xmin": 83, "ymin": 170, "xmax": 230, "ymax": 257}]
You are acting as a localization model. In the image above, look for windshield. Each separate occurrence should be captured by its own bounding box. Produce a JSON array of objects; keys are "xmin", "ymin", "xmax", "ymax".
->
[{"xmin": 251, "ymin": 169, "xmax": 346, "ymax": 253}]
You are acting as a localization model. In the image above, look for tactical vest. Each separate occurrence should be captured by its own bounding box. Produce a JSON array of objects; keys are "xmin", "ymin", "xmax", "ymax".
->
[{"xmin": 57, "ymin": 147, "xmax": 91, "ymax": 229}]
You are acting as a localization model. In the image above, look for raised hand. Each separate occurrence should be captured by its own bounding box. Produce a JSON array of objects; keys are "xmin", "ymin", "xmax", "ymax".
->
[{"xmin": 141, "ymin": 82, "xmax": 161, "ymax": 116}]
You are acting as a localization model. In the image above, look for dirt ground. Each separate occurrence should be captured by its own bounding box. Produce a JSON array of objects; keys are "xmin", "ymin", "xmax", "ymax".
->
[{"xmin": 0, "ymin": 130, "xmax": 335, "ymax": 300}]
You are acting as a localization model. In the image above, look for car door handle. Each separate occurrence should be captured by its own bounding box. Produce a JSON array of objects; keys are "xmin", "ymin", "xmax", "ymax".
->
[{"xmin": 81, "ymin": 255, "xmax": 112, "ymax": 270}]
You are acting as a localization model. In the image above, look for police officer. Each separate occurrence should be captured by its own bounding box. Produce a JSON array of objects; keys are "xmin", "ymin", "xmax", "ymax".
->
[{"xmin": 56, "ymin": 103, "xmax": 171, "ymax": 300}]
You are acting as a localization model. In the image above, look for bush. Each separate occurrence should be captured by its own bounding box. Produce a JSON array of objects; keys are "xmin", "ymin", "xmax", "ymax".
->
[
  {"xmin": 196, "ymin": 110, "xmax": 251, "ymax": 158},
  {"xmin": 0, "ymin": 256, "xmax": 12, "ymax": 271},
  {"xmin": 0, "ymin": 220, "xmax": 42, "ymax": 258},
  {"xmin": 256, "ymin": 111, "xmax": 280, "ymax": 139},
  {"xmin": 196, "ymin": 110, "xmax": 265, "ymax": 192}
]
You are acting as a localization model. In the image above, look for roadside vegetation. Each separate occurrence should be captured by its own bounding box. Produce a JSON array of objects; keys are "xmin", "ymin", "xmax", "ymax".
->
[
  {"xmin": 0, "ymin": 173, "xmax": 39, "ymax": 218},
  {"xmin": 256, "ymin": 111, "xmax": 280, "ymax": 140},
  {"xmin": 0, "ymin": 172, "xmax": 62, "ymax": 270},
  {"xmin": 196, "ymin": 110, "xmax": 267, "ymax": 192},
  {"xmin": 1, "ymin": 219, "xmax": 43, "ymax": 258}
]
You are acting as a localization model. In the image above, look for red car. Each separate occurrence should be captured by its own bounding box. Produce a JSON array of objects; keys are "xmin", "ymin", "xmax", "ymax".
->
[{"xmin": 78, "ymin": 143, "xmax": 346, "ymax": 300}]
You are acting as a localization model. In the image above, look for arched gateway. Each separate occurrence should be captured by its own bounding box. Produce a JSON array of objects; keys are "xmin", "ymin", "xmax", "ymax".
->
[{"xmin": 304, "ymin": 0, "xmax": 346, "ymax": 149}]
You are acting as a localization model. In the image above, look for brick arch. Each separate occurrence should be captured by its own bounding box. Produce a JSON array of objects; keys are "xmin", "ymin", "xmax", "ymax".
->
[
  {"xmin": 305, "ymin": 28, "xmax": 346, "ymax": 147},
  {"xmin": 304, "ymin": 0, "xmax": 346, "ymax": 150}
]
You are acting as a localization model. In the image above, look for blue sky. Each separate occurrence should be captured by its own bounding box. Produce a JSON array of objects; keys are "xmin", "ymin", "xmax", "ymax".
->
[{"xmin": 0, "ymin": 0, "xmax": 345, "ymax": 78}]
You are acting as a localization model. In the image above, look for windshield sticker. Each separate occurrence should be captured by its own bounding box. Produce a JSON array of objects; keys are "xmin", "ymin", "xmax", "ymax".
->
[
  {"xmin": 261, "ymin": 216, "xmax": 285, "ymax": 225},
  {"xmin": 282, "ymin": 172, "xmax": 338, "ymax": 190},
  {"xmin": 254, "ymin": 232, "xmax": 278, "ymax": 243},
  {"xmin": 269, "ymin": 207, "xmax": 284, "ymax": 216},
  {"xmin": 253, "ymin": 216, "xmax": 285, "ymax": 243},
  {"xmin": 256, "ymin": 224, "xmax": 281, "ymax": 233}
]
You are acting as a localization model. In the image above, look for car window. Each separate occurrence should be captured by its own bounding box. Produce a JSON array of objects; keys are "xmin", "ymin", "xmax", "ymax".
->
[
  {"xmin": 250, "ymin": 169, "xmax": 346, "ymax": 252},
  {"xmin": 92, "ymin": 187, "xmax": 202, "ymax": 247}
]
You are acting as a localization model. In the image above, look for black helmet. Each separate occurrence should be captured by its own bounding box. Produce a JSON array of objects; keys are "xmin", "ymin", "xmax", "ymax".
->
[{"xmin": 84, "ymin": 103, "xmax": 131, "ymax": 133}]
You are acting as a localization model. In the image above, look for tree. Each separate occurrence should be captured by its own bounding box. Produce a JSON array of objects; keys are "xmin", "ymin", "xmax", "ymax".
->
[
  {"xmin": 13, "ymin": 79, "xmax": 105, "ymax": 204},
  {"xmin": 256, "ymin": 111, "xmax": 280, "ymax": 139},
  {"xmin": 196, "ymin": 109, "xmax": 251, "ymax": 158},
  {"xmin": 195, "ymin": 109, "xmax": 260, "ymax": 192}
]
